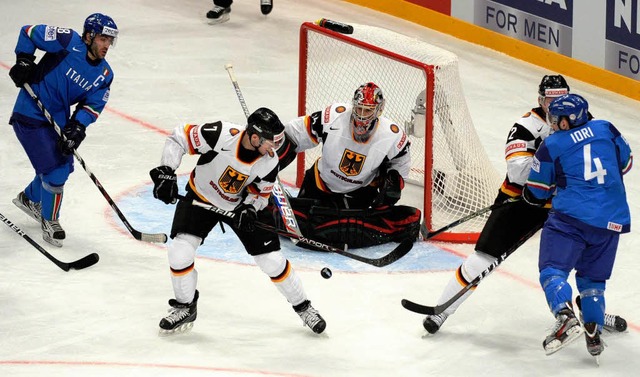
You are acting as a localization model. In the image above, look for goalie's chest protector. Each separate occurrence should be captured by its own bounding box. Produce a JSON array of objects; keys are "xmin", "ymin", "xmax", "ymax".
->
[
  {"xmin": 189, "ymin": 122, "xmax": 276, "ymax": 210},
  {"xmin": 319, "ymin": 114, "xmax": 402, "ymax": 193}
]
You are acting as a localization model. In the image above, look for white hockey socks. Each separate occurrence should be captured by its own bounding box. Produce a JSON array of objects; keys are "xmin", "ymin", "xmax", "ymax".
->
[
  {"xmin": 254, "ymin": 251, "xmax": 307, "ymax": 306},
  {"xmin": 436, "ymin": 251, "xmax": 497, "ymax": 315},
  {"xmin": 168, "ymin": 233, "xmax": 201, "ymax": 304}
]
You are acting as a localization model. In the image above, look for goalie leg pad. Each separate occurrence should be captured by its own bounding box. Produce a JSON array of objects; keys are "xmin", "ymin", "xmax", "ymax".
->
[{"xmin": 287, "ymin": 202, "xmax": 421, "ymax": 249}]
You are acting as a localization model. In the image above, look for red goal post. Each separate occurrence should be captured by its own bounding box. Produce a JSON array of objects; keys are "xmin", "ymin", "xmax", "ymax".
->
[{"xmin": 297, "ymin": 22, "xmax": 502, "ymax": 243}]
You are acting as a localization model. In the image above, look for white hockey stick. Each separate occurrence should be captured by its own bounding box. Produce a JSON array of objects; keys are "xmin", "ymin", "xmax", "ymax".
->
[{"xmin": 224, "ymin": 63, "xmax": 303, "ymax": 239}]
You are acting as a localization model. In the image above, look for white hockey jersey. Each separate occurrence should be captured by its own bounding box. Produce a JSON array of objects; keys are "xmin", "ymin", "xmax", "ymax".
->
[
  {"xmin": 285, "ymin": 103, "xmax": 411, "ymax": 194},
  {"xmin": 160, "ymin": 121, "xmax": 278, "ymax": 211},
  {"xmin": 502, "ymin": 107, "xmax": 552, "ymax": 196}
]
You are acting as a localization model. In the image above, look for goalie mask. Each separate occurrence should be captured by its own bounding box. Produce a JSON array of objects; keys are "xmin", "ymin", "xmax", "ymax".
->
[
  {"xmin": 351, "ymin": 82, "xmax": 385, "ymax": 142},
  {"xmin": 246, "ymin": 107, "xmax": 285, "ymax": 149},
  {"xmin": 538, "ymin": 74, "xmax": 569, "ymax": 113}
]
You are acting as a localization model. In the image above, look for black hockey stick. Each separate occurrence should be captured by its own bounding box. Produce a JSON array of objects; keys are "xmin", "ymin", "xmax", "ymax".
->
[
  {"xmin": 177, "ymin": 195, "xmax": 413, "ymax": 267},
  {"xmin": 224, "ymin": 63, "xmax": 303, "ymax": 240},
  {"xmin": 421, "ymin": 199, "xmax": 518, "ymax": 240},
  {"xmin": 401, "ymin": 224, "xmax": 539, "ymax": 315},
  {"xmin": 22, "ymin": 84, "xmax": 167, "ymax": 244},
  {"xmin": 0, "ymin": 212, "xmax": 99, "ymax": 271}
]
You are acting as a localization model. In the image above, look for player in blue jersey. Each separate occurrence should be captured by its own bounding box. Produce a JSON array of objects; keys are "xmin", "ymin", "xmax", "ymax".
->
[
  {"xmin": 421, "ymin": 75, "xmax": 627, "ymax": 336},
  {"xmin": 9, "ymin": 13, "xmax": 118, "ymax": 247},
  {"xmin": 523, "ymin": 94, "xmax": 633, "ymax": 359}
]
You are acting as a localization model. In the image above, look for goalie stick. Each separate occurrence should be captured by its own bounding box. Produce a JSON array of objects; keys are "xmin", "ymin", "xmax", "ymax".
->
[
  {"xmin": 223, "ymin": 63, "xmax": 303, "ymax": 240},
  {"xmin": 177, "ymin": 195, "xmax": 413, "ymax": 267},
  {"xmin": 401, "ymin": 225, "xmax": 539, "ymax": 315},
  {"xmin": 0, "ymin": 212, "xmax": 99, "ymax": 271},
  {"xmin": 22, "ymin": 84, "xmax": 167, "ymax": 244}
]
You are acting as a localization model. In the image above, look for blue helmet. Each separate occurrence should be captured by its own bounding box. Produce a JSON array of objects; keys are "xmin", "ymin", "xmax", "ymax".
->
[
  {"xmin": 83, "ymin": 13, "xmax": 118, "ymax": 40},
  {"xmin": 548, "ymin": 94, "xmax": 589, "ymax": 128}
]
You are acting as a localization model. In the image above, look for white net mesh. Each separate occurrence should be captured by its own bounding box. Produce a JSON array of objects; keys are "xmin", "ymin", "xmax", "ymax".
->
[{"xmin": 299, "ymin": 23, "xmax": 502, "ymax": 240}]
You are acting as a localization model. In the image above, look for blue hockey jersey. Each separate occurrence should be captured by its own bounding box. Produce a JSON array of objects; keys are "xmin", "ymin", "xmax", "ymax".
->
[
  {"xmin": 10, "ymin": 24, "xmax": 114, "ymax": 129},
  {"xmin": 526, "ymin": 119, "xmax": 633, "ymax": 232}
]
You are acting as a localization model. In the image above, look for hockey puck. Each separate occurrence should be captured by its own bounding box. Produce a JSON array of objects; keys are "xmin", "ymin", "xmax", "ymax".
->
[{"xmin": 321, "ymin": 267, "xmax": 332, "ymax": 279}]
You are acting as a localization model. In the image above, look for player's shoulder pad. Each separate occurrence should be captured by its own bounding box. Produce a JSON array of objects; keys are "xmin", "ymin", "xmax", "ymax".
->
[
  {"xmin": 378, "ymin": 117, "xmax": 409, "ymax": 148},
  {"xmin": 322, "ymin": 102, "xmax": 350, "ymax": 125},
  {"xmin": 40, "ymin": 25, "xmax": 75, "ymax": 46},
  {"xmin": 199, "ymin": 121, "xmax": 224, "ymax": 147}
]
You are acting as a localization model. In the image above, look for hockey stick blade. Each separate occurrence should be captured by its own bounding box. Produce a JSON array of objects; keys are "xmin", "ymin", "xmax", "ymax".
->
[
  {"xmin": 402, "ymin": 224, "xmax": 539, "ymax": 315},
  {"xmin": 0, "ymin": 212, "xmax": 100, "ymax": 272},
  {"xmin": 67, "ymin": 253, "xmax": 100, "ymax": 271},
  {"xmin": 22, "ymin": 84, "xmax": 167, "ymax": 245}
]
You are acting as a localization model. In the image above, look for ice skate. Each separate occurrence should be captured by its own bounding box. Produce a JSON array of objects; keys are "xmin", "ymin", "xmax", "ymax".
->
[
  {"xmin": 295, "ymin": 300, "xmax": 326, "ymax": 334},
  {"xmin": 260, "ymin": 0, "xmax": 273, "ymax": 15},
  {"xmin": 159, "ymin": 290, "xmax": 199, "ymax": 334},
  {"xmin": 584, "ymin": 322, "xmax": 605, "ymax": 365},
  {"xmin": 543, "ymin": 307, "xmax": 583, "ymax": 355},
  {"xmin": 13, "ymin": 191, "xmax": 41, "ymax": 223},
  {"xmin": 575, "ymin": 295, "xmax": 627, "ymax": 332},
  {"xmin": 423, "ymin": 313, "xmax": 448, "ymax": 334},
  {"xmin": 206, "ymin": 6, "xmax": 231, "ymax": 24},
  {"xmin": 41, "ymin": 218, "xmax": 65, "ymax": 248}
]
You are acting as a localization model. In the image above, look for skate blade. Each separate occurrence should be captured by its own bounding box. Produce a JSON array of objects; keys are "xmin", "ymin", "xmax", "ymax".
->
[
  {"xmin": 158, "ymin": 321, "xmax": 194, "ymax": 336},
  {"xmin": 43, "ymin": 234, "xmax": 63, "ymax": 248},
  {"xmin": 544, "ymin": 327, "xmax": 584, "ymax": 355},
  {"xmin": 13, "ymin": 198, "xmax": 41, "ymax": 223},
  {"xmin": 207, "ymin": 14, "xmax": 230, "ymax": 25}
]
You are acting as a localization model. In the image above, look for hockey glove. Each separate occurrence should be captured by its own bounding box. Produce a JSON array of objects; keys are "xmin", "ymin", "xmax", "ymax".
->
[
  {"xmin": 522, "ymin": 186, "xmax": 546, "ymax": 208},
  {"xmin": 149, "ymin": 166, "xmax": 178, "ymax": 204},
  {"xmin": 233, "ymin": 203, "xmax": 258, "ymax": 232},
  {"xmin": 58, "ymin": 120, "xmax": 86, "ymax": 156},
  {"xmin": 373, "ymin": 169, "xmax": 403, "ymax": 207},
  {"xmin": 9, "ymin": 53, "xmax": 36, "ymax": 88}
]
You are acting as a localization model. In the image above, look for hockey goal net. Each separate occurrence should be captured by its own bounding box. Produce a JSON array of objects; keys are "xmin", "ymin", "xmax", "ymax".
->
[{"xmin": 297, "ymin": 22, "xmax": 502, "ymax": 243}]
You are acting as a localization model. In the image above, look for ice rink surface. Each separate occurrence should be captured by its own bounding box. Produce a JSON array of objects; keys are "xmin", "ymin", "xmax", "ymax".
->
[{"xmin": 0, "ymin": 1, "xmax": 639, "ymax": 376}]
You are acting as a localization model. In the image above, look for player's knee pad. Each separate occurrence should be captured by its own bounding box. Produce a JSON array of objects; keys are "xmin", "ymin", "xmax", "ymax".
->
[
  {"xmin": 576, "ymin": 276, "xmax": 606, "ymax": 324},
  {"xmin": 576, "ymin": 276, "xmax": 606, "ymax": 294},
  {"xmin": 168, "ymin": 233, "xmax": 201, "ymax": 269},
  {"xmin": 253, "ymin": 251, "xmax": 287, "ymax": 277},
  {"xmin": 460, "ymin": 251, "xmax": 496, "ymax": 281},
  {"xmin": 41, "ymin": 164, "xmax": 72, "ymax": 189},
  {"xmin": 540, "ymin": 267, "xmax": 572, "ymax": 314}
]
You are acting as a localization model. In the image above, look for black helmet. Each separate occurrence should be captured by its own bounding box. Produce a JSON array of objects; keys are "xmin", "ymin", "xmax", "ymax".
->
[
  {"xmin": 246, "ymin": 107, "xmax": 285, "ymax": 145},
  {"xmin": 538, "ymin": 75, "xmax": 570, "ymax": 97}
]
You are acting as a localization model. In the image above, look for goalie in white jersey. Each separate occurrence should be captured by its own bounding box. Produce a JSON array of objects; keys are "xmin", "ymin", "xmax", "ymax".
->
[
  {"xmin": 277, "ymin": 82, "xmax": 420, "ymax": 249},
  {"xmin": 149, "ymin": 108, "xmax": 326, "ymax": 334}
]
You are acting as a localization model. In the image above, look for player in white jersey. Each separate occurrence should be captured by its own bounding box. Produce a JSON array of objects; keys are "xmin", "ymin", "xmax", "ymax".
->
[
  {"xmin": 277, "ymin": 82, "xmax": 420, "ymax": 249},
  {"xmin": 149, "ymin": 108, "xmax": 326, "ymax": 334},
  {"xmin": 422, "ymin": 75, "xmax": 627, "ymax": 334}
]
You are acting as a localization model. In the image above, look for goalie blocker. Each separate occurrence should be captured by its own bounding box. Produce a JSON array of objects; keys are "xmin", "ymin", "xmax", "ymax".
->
[{"xmin": 271, "ymin": 197, "xmax": 421, "ymax": 250}]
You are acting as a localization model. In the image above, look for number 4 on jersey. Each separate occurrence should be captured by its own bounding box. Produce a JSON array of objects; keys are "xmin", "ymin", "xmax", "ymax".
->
[{"xmin": 582, "ymin": 143, "xmax": 607, "ymax": 184}]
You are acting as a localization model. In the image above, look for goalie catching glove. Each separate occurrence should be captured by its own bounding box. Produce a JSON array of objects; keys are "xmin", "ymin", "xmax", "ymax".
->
[
  {"xmin": 233, "ymin": 203, "xmax": 257, "ymax": 232},
  {"xmin": 373, "ymin": 169, "xmax": 404, "ymax": 207},
  {"xmin": 149, "ymin": 166, "xmax": 178, "ymax": 204}
]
